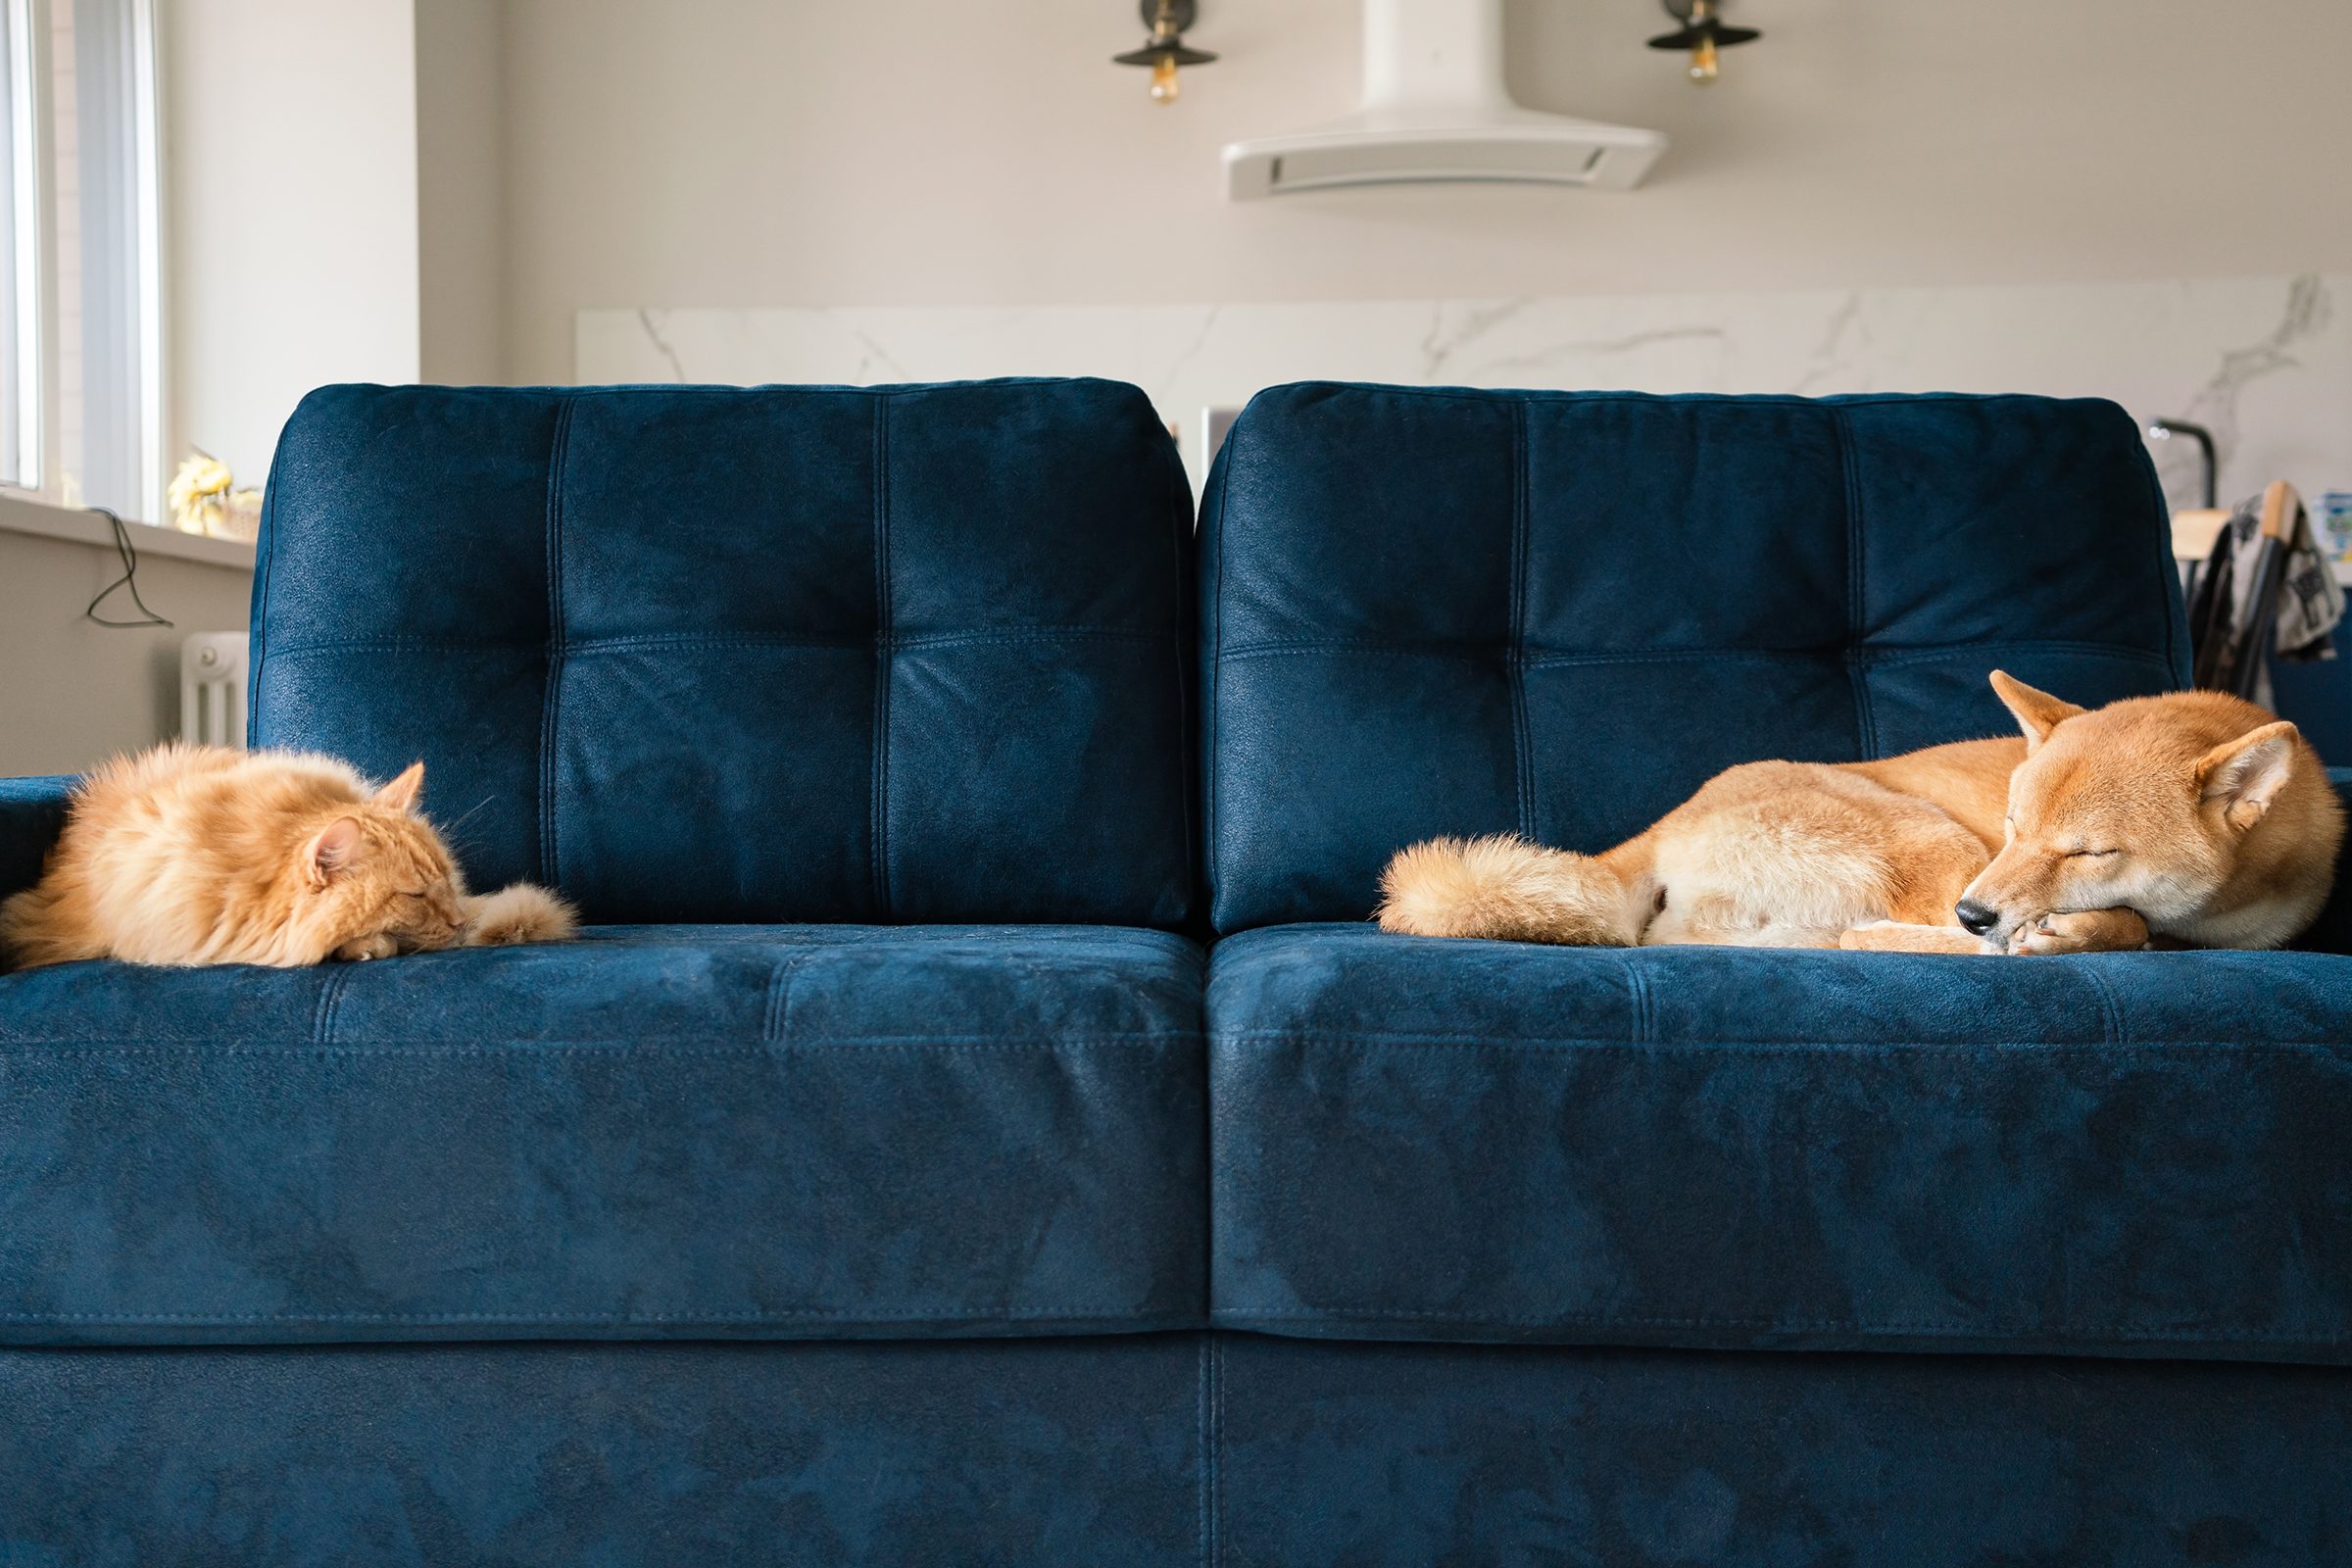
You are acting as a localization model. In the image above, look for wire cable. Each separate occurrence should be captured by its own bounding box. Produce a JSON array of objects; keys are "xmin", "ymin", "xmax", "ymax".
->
[{"xmin": 82, "ymin": 506, "xmax": 173, "ymax": 628}]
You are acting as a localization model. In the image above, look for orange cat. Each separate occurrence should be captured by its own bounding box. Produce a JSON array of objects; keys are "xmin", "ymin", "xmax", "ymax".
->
[{"xmin": 0, "ymin": 743, "xmax": 576, "ymax": 969}]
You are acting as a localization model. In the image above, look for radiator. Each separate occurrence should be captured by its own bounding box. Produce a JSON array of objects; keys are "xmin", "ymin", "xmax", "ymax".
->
[{"xmin": 180, "ymin": 632, "xmax": 249, "ymax": 749}]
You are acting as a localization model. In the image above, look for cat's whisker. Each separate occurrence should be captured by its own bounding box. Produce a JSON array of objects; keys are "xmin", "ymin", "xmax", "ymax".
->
[{"xmin": 437, "ymin": 796, "xmax": 496, "ymax": 838}]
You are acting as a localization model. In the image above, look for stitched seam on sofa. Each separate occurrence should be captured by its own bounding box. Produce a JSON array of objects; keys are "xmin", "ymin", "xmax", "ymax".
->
[
  {"xmin": 1214, "ymin": 1332, "xmax": 1228, "ymax": 1568},
  {"xmin": 1279, "ymin": 384, "xmax": 2101, "ymax": 412},
  {"xmin": 760, "ymin": 950, "xmax": 815, "ymax": 1045},
  {"xmin": 1212, "ymin": 639, "xmax": 2180, "ymax": 669},
  {"xmin": 0, "ymin": 1307, "xmax": 1176, "ymax": 1324},
  {"xmin": 1835, "ymin": 407, "xmax": 1881, "ymax": 760},
  {"xmin": 1509, "ymin": 399, "xmax": 1537, "ymax": 840},
  {"xmin": 1167, "ymin": 434, "xmax": 1198, "ymax": 921},
  {"xmin": 538, "ymin": 397, "xmax": 576, "ymax": 888},
  {"xmin": 251, "ymin": 627, "xmax": 1176, "ymax": 660},
  {"xmin": 1853, "ymin": 643, "xmax": 2177, "ymax": 673},
  {"xmin": 543, "ymin": 377, "xmax": 1098, "ymax": 402},
  {"xmin": 309, "ymin": 968, "xmax": 348, "ymax": 1045},
  {"xmin": 257, "ymin": 635, "xmax": 554, "ymax": 657},
  {"xmin": 1208, "ymin": 1031, "xmax": 2349, "ymax": 1054},
  {"xmin": 1209, "ymin": 1308, "xmax": 2352, "ymax": 1340},
  {"xmin": 1195, "ymin": 1334, "xmax": 1211, "ymax": 1568},
  {"xmin": 248, "ymin": 473, "xmax": 277, "ymax": 743},
  {"xmin": 580, "ymin": 628, "xmax": 1172, "ymax": 656},
  {"xmin": 251, "ymin": 633, "xmax": 2170, "ymax": 672},
  {"xmin": 1205, "ymin": 405, "xmax": 1237, "ymax": 911},
  {"xmin": 2074, "ymin": 961, "xmax": 2126, "ymax": 1045},
  {"xmin": 871, "ymin": 394, "xmax": 894, "ymax": 916},
  {"xmin": 1615, "ymin": 952, "xmax": 1653, "ymax": 1044},
  {"xmin": 0, "ymin": 1034, "xmax": 1205, "ymax": 1055}
]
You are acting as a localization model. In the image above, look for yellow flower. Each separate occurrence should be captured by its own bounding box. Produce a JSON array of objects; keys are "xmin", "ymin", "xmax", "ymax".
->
[{"xmin": 168, "ymin": 453, "xmax": 233, "ymax": 514}]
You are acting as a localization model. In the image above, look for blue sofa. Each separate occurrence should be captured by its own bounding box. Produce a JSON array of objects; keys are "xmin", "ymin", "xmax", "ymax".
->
[{"xmin": 3, "ymin": 377, "xmax": 2349, "ymax": 1564}]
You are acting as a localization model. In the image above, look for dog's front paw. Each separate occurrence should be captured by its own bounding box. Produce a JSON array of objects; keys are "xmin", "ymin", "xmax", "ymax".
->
[
  {"xmin": 464, "ymin": 883, "xmax": 579, "ymax": 947},
  {"xmin": 2008, "ymin": 907, "xmax": 2150, "ymax": 955}
]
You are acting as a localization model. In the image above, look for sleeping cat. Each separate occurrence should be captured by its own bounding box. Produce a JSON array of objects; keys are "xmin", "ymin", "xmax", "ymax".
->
[{"xmin": 0, "ymin": 743, "xmax": 576, "ymax": 969}]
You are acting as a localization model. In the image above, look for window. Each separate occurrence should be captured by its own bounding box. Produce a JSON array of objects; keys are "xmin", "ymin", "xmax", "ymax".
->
[{"xmin": 0, "ymin": 0, "xmax": 159, "ymax": 520}]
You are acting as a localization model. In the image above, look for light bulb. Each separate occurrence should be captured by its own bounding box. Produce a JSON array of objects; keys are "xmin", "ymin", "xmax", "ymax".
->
[
  {"xmin": 1150, "ymin": 56, "xmax": 1180, "ymax": 103},
  {"xmin": 1689, "ymin": 33, "xmax": 1719, "ymax": 83}
]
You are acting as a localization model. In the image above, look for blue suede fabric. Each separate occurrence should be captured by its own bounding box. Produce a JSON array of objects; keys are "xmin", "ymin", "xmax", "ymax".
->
[
  {"xmin": 0, "ymin": 774, "xmax": 71, "ymax": 905},
  {"xmin": 251, "ymin": 379, "xmax": 1196, "ymax": 927},
  {"xmin": 0, "ymin": 925, "xmax": 1204, "ymax": 1344},
  {"xmin": 1210, "ymin": 1337, "xmax": 2352, "ymax": 1566},
  {"xmin": 5, "ymin": 1334, "xmax": 2349, "ymax": 1567},
  {"xmin": 1200, "ymin": 384, "xmax": 2187, "ymax": 932},
  {"xmin": 0, "ymin": 1337, "xmax": 1205, "ymax": 1566},
  {"xmin": 1210, "ymin": 925, "xmax": 2352, "ymax": 1360}
]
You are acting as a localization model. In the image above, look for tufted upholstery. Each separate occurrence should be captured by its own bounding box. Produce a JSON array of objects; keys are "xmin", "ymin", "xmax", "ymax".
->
[
  {"xmin": 1200, "ymin": 384, "xmax": 2189, "ymax": 933},
  {"xmin": 252, "ymin": 379, "xmax": 1196, "ymax": 927}
]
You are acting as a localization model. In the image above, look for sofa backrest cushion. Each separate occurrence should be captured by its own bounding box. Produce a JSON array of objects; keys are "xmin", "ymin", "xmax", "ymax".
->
[
  {"xmin": 1200, "ymin": 384, "xmax": 2187, "ymax": 934},
  {"xmin": 253, "ymin": 379, "xmax": 1196, "ymax": 926}
]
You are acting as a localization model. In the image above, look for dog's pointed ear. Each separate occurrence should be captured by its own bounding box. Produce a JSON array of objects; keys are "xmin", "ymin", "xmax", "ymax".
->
[
  {"xmin": 372, "ymin": 760, "xmax": 425, "ymax": 813},
  {"xmin": 306, "ymin": 817, "xmax": 364, "ymax": 887},
  {"xmin": 1988, "ymin": 670, "xmax": 2086, "ymax": 755},
  {"xmin": 2196, "ymin": 720, "xmax": 2300, "ymax": 830}
]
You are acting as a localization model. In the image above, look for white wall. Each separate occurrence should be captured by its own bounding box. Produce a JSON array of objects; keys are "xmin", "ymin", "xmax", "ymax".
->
[
  {"xmin": 415, "ymin": 0, "xmax": 501, "ymax": 384},
  {"xmin": 494, "ymin": 0, "xmax": 2352, "ymax": 384},
  {"xmin": 0, "ymin": 504, "xmax": 252, "ymax": 775},
  {"xmin": 167, "ymin": 0, "xmax": 420, "ymax": 486}
]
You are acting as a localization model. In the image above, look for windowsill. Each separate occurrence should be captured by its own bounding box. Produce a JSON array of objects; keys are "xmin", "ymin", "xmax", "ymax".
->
[{"xmin": 0, "ymin": 489, "xmax": 257, "ymax": 569}]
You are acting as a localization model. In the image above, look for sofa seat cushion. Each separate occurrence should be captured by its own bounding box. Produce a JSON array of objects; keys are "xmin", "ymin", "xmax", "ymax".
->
[
  {"xmin": 0, "ymin": 925, "xmax": 1203, "ymax": 1345},
  {"xmin": 1209, "ymin": 925, "xmax": 2352, "ymax": 1362}
]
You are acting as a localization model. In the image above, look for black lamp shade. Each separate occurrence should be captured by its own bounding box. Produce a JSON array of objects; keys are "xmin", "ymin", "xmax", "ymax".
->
[
  {"xmin": 1647, "ymin": 22, "xmax": 1760, "ymax": 49},
  {"xmin": 1113, "ymin": 41, "xmax": 1217, "ymax": 66}
]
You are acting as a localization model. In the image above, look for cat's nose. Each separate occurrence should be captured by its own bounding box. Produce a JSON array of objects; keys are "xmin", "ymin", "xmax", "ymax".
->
[{"xmin": 1954, "ymin": 899, "xmax": 1999, "ymax": 936}]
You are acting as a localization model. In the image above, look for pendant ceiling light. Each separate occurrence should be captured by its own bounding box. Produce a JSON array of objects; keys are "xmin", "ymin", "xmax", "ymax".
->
[
  {"xmin": 1114, "ymin": 0, "xmax": 1217, "ymax": 104},
  {"xmin": 1647, "ymin": 0, "xmax": 1760, "ymax": 84}
]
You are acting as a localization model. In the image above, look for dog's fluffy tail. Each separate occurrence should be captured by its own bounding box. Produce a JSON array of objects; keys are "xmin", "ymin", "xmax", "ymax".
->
[
  {"xmin": 463, "ymin": 882, "xmax": 579, "ymax": 947},
  {"xmin": 1375, "ymin": 835, "xmax": 1642, "ymax": 946}
]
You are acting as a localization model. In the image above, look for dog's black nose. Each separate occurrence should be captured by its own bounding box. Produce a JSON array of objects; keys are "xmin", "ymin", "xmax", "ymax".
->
[{"xmin": 1954, "ymin": 899, "xmax": 1999, "ymax": 936}]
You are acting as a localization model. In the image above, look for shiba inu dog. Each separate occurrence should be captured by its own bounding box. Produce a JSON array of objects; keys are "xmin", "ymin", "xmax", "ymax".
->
[{"xmin": 1377, "ymin": 672, "xmax": 2343, "ymax": 955}]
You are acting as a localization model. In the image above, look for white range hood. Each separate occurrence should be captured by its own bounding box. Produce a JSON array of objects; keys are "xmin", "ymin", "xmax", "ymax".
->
[{"xmin": 1223, "ymin": 0, "xmax": 1667, "ymax": 200}]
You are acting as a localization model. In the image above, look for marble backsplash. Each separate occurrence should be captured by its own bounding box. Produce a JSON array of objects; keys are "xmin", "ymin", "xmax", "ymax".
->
[{"xmin": 578, "ymin": 273, "xmax": 2349, "ymax": 512}]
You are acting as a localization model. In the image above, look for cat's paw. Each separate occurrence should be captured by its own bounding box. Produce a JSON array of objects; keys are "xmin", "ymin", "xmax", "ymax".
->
[
  {"xmin": 464, "ymin": 883, "xmax": 578, "ymax": 947},
  {"xmin": 333, "ymin": 932, "xmax": 399, "ymax": 962}
]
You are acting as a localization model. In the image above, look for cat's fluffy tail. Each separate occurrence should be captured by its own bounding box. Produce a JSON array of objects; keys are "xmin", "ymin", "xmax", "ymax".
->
[
  {"xmin": 1376, "ymin": 835, "xmax": 1642, "ymax": 946},
  {"xmin": 464, "ymin": 882, "xmax": 579, "ymax": 947}
]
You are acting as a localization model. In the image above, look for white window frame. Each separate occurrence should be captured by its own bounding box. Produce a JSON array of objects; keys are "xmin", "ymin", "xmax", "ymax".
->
[{"xmin": 0, "ymin": 0, "xmax": 163, "ymax": 522}]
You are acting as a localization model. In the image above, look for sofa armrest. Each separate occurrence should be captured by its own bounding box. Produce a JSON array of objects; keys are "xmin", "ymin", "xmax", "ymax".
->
[
  {"xmin": 2292, "ymin": 768, "xmax": 2352, "ymax": 954},
  {"xmin": 0, "ymin": 775, "xmax": 74, "ymax": 904}
]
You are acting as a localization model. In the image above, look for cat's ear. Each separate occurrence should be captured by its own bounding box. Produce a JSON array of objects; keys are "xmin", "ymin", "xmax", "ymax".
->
[
  {"xmin": 306, "ymin": 817, "xmax": 364, "ymax": 887},
  {"xmin": 373, "ymin": 761, "xmax": 425, "ymax": 813}
]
